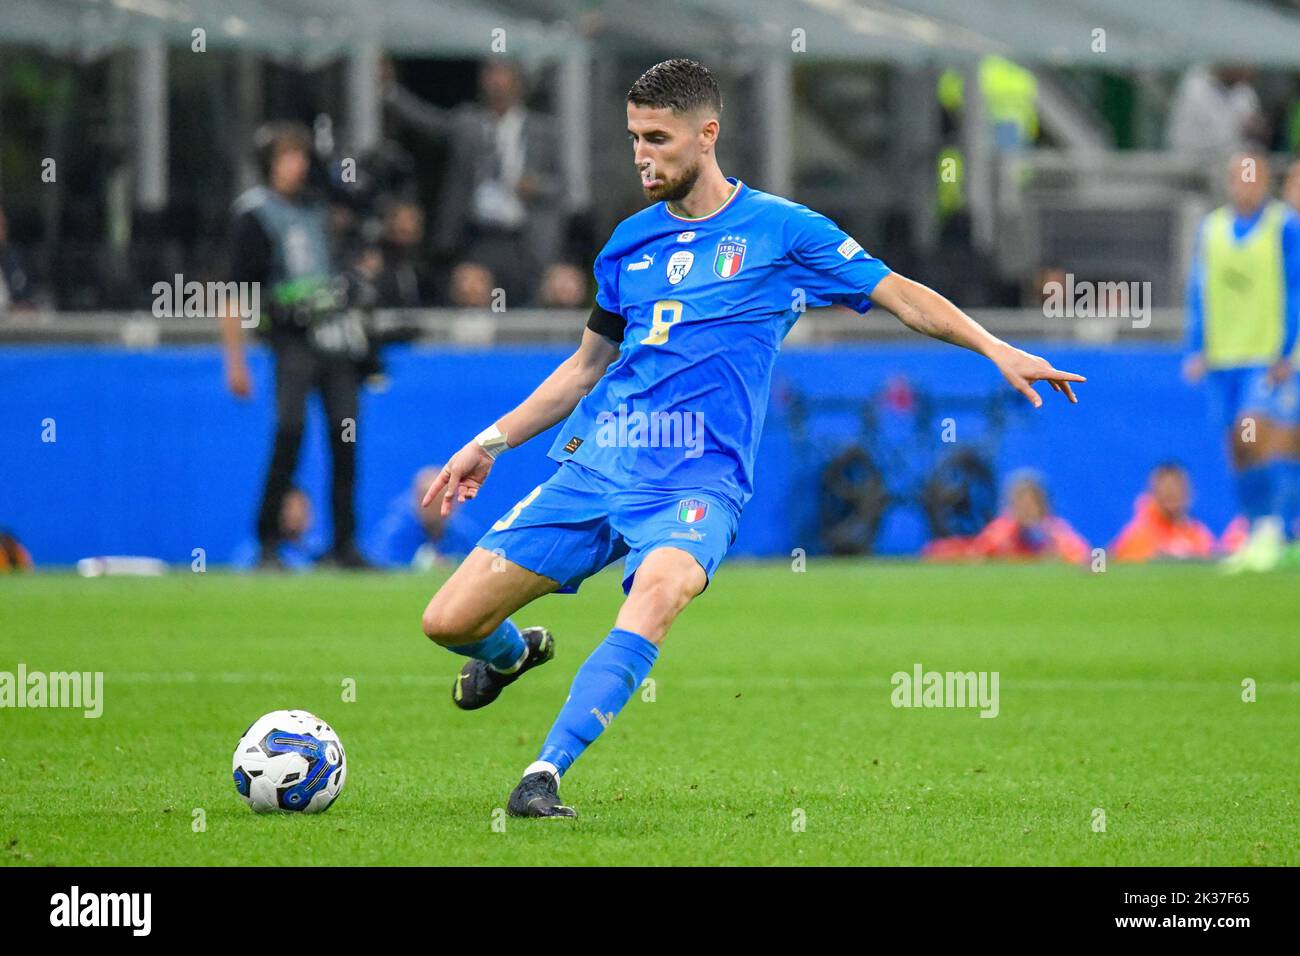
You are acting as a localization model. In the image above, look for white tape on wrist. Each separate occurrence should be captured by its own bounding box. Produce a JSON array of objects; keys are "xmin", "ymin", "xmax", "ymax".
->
[{"xmin": 474, "ymin": 423, "xmax": 510, "ymax": 460}]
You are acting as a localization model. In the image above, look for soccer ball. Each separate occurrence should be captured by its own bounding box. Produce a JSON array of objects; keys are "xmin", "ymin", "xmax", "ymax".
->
[{"xmin": 232, "ymin": 710, "xmax": 347, "ymax": 813}]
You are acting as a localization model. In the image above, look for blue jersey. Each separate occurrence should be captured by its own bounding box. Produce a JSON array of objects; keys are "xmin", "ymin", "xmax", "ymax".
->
[{"xmin": 547, "ymin": 177, "xmax": 891, "ymax": 510}]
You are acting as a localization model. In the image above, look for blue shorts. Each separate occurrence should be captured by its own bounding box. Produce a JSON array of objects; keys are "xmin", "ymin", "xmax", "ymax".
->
[
  {"xmin": 1204, "ymin": 367, "xmax": 1261, "ymax": 433},
  {"xmin": 1242, "ymin": 369, "xmax": 1300, "ymax": 426},
  {"xmin": 1208, "ymin": 365, "xmax": 1300, "ymax": 429},
  {"xmin": 476, "ymin": 461, "xmax": 739, "ymax": 594}
]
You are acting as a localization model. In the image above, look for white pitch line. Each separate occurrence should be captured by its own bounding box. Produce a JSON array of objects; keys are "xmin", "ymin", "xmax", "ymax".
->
[{"xmin": 101, "ymin": 672, "xmax": 1300, "ymax": 693}]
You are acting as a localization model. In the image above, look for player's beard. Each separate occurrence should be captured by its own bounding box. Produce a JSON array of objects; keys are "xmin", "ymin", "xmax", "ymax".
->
[{"xmin": 642, "ymin": 160, "xmax": 701, "ymax": 204}]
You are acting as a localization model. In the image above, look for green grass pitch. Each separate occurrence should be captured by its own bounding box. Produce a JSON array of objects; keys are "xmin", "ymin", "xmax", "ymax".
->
[{"xmin": 1, "ymin": 562, "xmax": 1295, "ymax": 866}]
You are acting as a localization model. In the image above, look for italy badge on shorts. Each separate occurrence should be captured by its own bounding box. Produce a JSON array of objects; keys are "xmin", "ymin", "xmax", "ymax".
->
[
  {"xmin": 713, "ymin": 237, "xmax": 746, "ymax": 278},
  {"xmin": 677, "ymin": 498, "xmax": 709, "ymax": 523}
]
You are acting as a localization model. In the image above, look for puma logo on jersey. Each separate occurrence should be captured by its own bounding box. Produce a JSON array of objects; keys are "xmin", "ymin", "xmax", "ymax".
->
[{"xmin": 628, "ymin": 253, "xmax": 654, "ymax": 271}]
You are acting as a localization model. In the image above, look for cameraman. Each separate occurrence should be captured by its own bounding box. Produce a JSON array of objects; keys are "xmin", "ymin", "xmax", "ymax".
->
[{"xmin": 220, "ymin": 121, "xmax": 372, "ymax": 570}]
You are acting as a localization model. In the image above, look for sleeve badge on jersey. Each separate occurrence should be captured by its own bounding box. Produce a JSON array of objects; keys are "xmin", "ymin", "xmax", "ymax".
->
[{"xmin": 837, "ymin": 237, "xmax": 863, "ymax": 260}]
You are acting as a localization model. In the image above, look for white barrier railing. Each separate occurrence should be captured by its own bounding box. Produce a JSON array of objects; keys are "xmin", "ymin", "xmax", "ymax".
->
[{"xmin": 0, "ymin": 305, "xmax": 1184, "ymax": 346}]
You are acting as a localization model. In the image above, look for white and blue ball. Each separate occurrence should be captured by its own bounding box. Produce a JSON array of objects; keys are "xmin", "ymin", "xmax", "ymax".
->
[{"xmin": 232, "ymin": 710, "xmax": 347, "ymax": 813}]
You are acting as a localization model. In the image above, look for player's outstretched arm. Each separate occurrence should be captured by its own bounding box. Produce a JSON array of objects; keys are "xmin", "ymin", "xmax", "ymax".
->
[
  {"xmin": 869, "ymin": 273, "xmax": 1085, "ymax": 408},
  {"xmin": 422, "ymin": 328, "xmax": 620, "ymax": 516}
]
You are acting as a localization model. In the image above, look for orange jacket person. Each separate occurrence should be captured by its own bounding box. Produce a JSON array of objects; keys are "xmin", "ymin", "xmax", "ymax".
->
[{"xmin": 1111, "ymin": 463, "xmax": 1216, "ymax": 561}]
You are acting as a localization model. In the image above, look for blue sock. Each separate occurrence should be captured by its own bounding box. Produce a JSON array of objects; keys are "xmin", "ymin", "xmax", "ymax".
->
[
  {"xmin": 1281, "ymin": 461, "xmax": 1300, "ymax": 538},
  {"xmin": 1237, "ymin": 464, "xmax": 1273, "ymax": 521},
  {"xmin": 536, "ymin": 628, "xmax": 658, "ymax": 775},
  {"xmin": 1267, "ymin": 460, "xmax": 1291, "ymax": 517},
  {"xmin": 446, "ymin": 618, "xmax": 527, "ymax": 672}
]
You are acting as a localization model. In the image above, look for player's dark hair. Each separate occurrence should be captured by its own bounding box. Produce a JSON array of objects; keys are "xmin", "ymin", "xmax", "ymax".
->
[{"xmin": 627, "ymin": 59, "xmax": 722, "ymax": 116}]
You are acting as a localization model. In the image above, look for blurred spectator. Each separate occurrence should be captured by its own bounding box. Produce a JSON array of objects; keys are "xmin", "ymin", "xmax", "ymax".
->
[
  {"xmin": 1029, "ymin": 265, "xmax": 1067, "ymax": 310},
  {"xmin": 1166, "ymin": 65, "xmax": 1267, "ymax": 158},
  {"xmin": 384, "ymin": 58, "xmax": 566, "ymax": 305},
  {"xmin": 222, "ymin": 121, "xmax": 373, "ymax": 570},
  {"xmin": 924, "ymin": 471, "xmax": 1089, "ymax": 563},
  {"xmin": 0, "ymin": 207, "xmax": 35, "ymax": 312},
  {"xmin": 230, "ymin": 487, "xmax": 323, "ymax": 571},
  {"xmin": 352, "ymin": 245, "xmax": 385, "ymax": 288},
  {"xmin": 0, "ymin": 528, "xmax": 33, "ymax": 572},
  {"xmin": 449, "ymin": 261, "xmax": 496, "ymax": 308},
  {"xmin": 366, "ymin": 466, "xmax": 482, "ymax": 570},
  {"xmin": 937, "ymin": 57, "xmax": 1039, "ymax": 153},
  {"xmin": 536, "ymin": 262, "xmax": 588, "ymax": 308},
  {"xmin": 1110, "ymin": 463, "xmax": 1216, "ymax": 562},
  {"xmin": 372, "ymin": 199, "xmax": 433, "ymax": 307}
]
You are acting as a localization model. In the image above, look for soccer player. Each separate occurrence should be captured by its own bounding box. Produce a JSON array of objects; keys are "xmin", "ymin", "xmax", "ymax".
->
[
  {"xmin": 419, "ymin": 60, "xmax": 1084, "ymax": 817},
  {"xmin": 1184, "ymin": 148, "xmax": 1300, "ymax": 572}
]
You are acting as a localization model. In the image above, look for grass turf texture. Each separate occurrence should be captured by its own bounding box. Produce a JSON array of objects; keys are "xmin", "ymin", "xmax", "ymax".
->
[{"xmin": 0, "ymin": 562, "xmax": 1295, "ymax": 866}]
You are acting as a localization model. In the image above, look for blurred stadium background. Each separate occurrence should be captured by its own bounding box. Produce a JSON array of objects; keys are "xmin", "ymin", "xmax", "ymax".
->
[{"xmin": 6, "ymin": 0, "xmax": 1300, "ymax": 569}]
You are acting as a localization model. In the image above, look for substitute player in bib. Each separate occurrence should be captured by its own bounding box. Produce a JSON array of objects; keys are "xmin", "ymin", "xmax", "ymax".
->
[
  {"xmin": 1184, "ymin": 149, "xmax": 1300, "ymax": 572},
  {"xmin": 419, "ymin": 60, "xmax": 1084, "ymax": 818}
]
